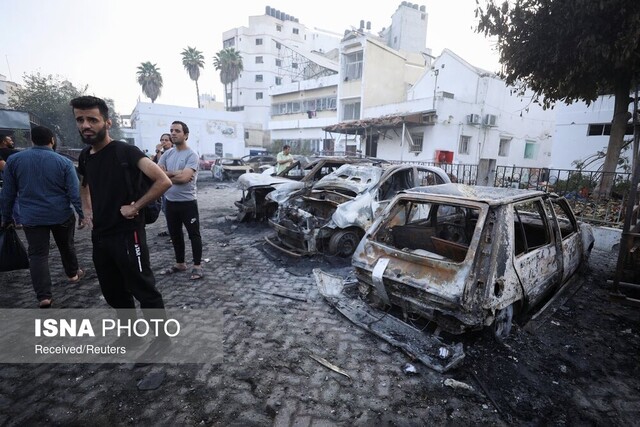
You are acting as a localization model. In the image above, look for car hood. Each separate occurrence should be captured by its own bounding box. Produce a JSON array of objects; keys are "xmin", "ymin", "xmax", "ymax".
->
[
  {"xmin": 237, "ymin": 173, "xmax": 304, "ymax": 193},
  {"xmin": 311, "ymin": 165, "xmax": 382, "ymax": 194}
]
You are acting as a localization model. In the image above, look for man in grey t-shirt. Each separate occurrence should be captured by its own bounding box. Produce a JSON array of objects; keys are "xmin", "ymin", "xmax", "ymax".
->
[{"xmin": 158, "ymin": 121, "xmax": 204, "ymax": 280}]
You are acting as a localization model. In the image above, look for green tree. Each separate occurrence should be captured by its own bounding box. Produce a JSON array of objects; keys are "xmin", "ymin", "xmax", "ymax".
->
[
  {"xmin": 9, "ymin": 73, "xmax": 122, "ymax": 148},
  {"xmin": 213, "ymin": 48, "xmax": 243, "ymax": 110},
  {"xmin": 181, "ymin": 46, "xmax": 205, "ymax": 108},
  {"xmin": 476, "ymin": 0, "xmax": 640, "ymax": 197},
  {"xmin": 136, "ymin": 62, "xmax": 163, "ymax": 103}
]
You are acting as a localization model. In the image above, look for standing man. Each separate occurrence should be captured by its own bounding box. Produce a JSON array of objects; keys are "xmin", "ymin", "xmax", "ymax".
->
[
  {"xmin": 71, "ymin": 96, "xmax": 171, "ymax": 312},
  {"xmin": 153, "ymin": 133, "xmax": 172, "ymax": 164},
  {"xmin": 1, "ymin": 126, "xmax": 85, "ymax": 308},
  {"xmin": 0, "ymin": 134, "xmax": 21, "ymax": 226},
  {"xmin": 159, "ymin": 121, "xmax": 204, "ymax": 280},
  {"xmin": 276, "ymin": 144, "xmax": 293, "ymax": 174},
  {"xmin": 154, "ymin": 133, "xmax": 173, "ymax": 237}
]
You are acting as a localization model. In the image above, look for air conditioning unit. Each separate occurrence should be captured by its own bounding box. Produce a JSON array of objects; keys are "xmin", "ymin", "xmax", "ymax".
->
[
  {"xmin": 467, "ymin": 114, "xmax": 481, "ymax": 125},
  {"xmin": 484, "ymin": 114, "xmax": 498, "ymax": 127}
]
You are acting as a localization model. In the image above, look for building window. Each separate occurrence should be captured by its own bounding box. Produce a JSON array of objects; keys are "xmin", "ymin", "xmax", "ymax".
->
[
  {"xmin": 524, "ymin": 140, "xmax": 538, "ymax": 159},
  {"xmin": 223, "ymin": 38, "xmax": 235, "ymax": 48},
  {"xmin": 276, "ymin": 24, "xmax": 282, "ymax": 32},
  {"xmin": 342, "ymin": 101, "xmax": 361, "ymax": 121},
  {"xmin": 275, "ymin": 59, "xmax": 282, "ymax": 67},
  {"xmin": 255, "ymin": 74, "xmax": 263, "ymax": 82},
  {"xmin": 256, "ymin": 38, "xmax": 263, "ymax": 45},
  {"xmin": 275, "ymin": 77, "xmax": 282, "ymax": 85},
  {"xmin": 215, "ymin": 143, "xmax": 223, "ymax": 156},
  {"xmin": 458, "ymin": 135, "xmax": 471, "ymax": 154},
  {"xmin": 255, "ymin": 56, "xmax": 263, "ymax": 64},
  {"xmin": 244, "ymin": 131, "xmax": 249, "ymax": 140},
  {"xmin": 587, "ymin": 123, "xmax": 634, "ymax": 136},
  {"xmin": 499, "ymin": 138, "xmax": 511, "ymax": 157},
  {"xmin": 409, "ymin": 134, "xmax": 423, "ymax": 152},
  {"xmin": 292, "ymin": 62, "xmax": 298, "ymax": 69},
  {"xmin": 275, "ymin": 42, "xmax": 281, "ymax": 49},
  {"xmin": 256, "ymin": 92, "xmax": 263, "ymax": 100},
  {"xmin": 344, "ymin": 51, "xmax": 363, "ymax": 80},
  {"xmin": 293, "ymin": 28, "xmax": 299, "ymax": 34}
]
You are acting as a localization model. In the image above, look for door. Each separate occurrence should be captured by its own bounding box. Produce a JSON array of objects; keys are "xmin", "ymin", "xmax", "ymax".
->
[{"xmin": 511, "ymin": 198, "xmax": 562, "ymax": 307}]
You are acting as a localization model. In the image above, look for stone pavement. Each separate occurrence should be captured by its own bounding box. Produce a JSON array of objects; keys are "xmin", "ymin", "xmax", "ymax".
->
[{"xmin": 0, "ymin": 176, "xmax": 639, "ymax": 426}]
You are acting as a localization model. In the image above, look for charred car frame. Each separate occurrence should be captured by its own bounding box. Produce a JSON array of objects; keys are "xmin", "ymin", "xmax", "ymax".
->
[
  {"xmin": 266, "ymin": 163, "xmax": 451, "ymax": 257},
  {"xmin": 348, "ymin": 184, "xmax": 594, "ymax": 339}
]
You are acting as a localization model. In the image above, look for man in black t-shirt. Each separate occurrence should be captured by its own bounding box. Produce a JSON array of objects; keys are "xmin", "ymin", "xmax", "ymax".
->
[{"xmin": 72, "ymin": 96, "xmax": 171, "ymax": 313}]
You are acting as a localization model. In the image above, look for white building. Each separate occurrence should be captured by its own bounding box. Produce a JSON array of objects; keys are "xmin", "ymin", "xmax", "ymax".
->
[
  {"xmin": 125, "ymin": 102, "xmax": 247, "ymax": 158},
  {"xmin": 552, "ymin": 95, "xmax": 636, "ymax": 171},
  {"xmin": 324, "ymin": 48, "xmax": 555, "ymax": 174},
  {"xmin": 0, "ymin": 74, "xmax": 19, "ymax": 109},
  {"xmin": 221, "ymin": 6, "xmax": 342, "ymax": 129}
]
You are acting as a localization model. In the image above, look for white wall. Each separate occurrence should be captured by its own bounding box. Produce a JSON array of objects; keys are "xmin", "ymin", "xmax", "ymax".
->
[
  {"xmin": 129, "ymin": 103, "xmax": 246, "ymax": 158},
  {"xmin": 552, "ymin": 95, "xmax": 633, "ymax": 171}
]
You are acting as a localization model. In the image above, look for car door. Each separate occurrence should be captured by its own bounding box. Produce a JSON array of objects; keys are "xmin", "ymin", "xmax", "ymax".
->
[
  {"xmin": 511, "ymin": 198, "xmax": 562, "ymax": 307},
  {"xmin": 549, "ymin": 197, "xmax": 582, "ymax": 282}
]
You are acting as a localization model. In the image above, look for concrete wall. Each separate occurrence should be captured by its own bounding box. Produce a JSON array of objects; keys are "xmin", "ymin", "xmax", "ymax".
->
[{"xmin": 129, "ymin": 103, "xmax": 246, "ymax": 158}]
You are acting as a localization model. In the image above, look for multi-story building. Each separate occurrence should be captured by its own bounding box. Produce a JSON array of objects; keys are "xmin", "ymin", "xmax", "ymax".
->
[
  {"xmin": 0, "ymin": 74, "xmax": 19, "ymax": 109},
  {"xmin": 221, "ymin": 6, "xmax": 342, "ymax": 130},
  {"xmin": 325, "ymin": 48, "xmax": 555, "ymax": 174}
]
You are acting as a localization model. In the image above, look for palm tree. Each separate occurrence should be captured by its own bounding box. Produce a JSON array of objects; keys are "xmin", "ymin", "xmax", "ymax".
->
[
  {"xmin": 213, "ymin": 48, "xmax": 243, "ymax": 111},
  {"xmin": 136, "ymin": 62, "xmax": 163, "ymax": 103},
  {"xmin": 181, "ymin": 46, "xmax": 205, "ymax": 108}
]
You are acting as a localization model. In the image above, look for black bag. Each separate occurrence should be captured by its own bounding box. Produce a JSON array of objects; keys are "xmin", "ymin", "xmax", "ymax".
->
[
  {"xmin": 0, "ymin": 227, "xmax": 30, "ymax": 272},
  {"xmin": 115, "ymin": 144, "xmax": 162, "ymax": 225}
]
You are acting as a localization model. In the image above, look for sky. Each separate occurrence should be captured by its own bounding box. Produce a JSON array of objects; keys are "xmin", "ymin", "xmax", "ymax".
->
[{"xmin": 0, "ymin": 0, "xmax": 500, "ymax": 116}]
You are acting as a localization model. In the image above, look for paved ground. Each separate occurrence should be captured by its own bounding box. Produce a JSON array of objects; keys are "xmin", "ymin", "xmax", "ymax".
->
[{"xmin": 1, "ymin": 174, "xmax": 639, "ymax": 426}]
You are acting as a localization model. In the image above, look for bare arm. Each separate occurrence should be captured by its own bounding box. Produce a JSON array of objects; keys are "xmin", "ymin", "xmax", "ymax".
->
[
  {"xmin": 164, "ymin": 167, "xmax": 196, "ymax": 185},
  {"xmin": 120, "ymin": 157, "xmax": 171, "ymax": 219},
  {"xmin": 79, "ymin": 182, "xmax": 93, "ymax": 229}
]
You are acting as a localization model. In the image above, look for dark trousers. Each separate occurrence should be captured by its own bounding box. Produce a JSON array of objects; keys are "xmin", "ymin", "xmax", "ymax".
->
[
  {"xmin": 165, "ymin": 200, "xmax": 202, "ymax": 265},
  {"xmin": 23, "ymin": 214, "xmax": 79, "ymax": 302},
  {"xmin": 92, "ymin": 227, "xmax": 164, "ymax": 309}
]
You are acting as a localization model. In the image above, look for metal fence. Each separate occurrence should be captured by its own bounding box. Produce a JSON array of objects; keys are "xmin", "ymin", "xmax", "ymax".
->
[{"xmin": 389, "ymin": 160, "xmax": 632, "ymax": 227}]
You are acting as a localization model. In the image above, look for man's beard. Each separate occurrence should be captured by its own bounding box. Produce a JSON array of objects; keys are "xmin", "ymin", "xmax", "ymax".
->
[{"xmin": 80, "ymin": 126, "xmax": 107, "ymax": 145}]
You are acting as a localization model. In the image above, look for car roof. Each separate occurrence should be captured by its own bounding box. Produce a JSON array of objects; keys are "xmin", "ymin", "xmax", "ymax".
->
[{"xmin": 401, "ymin": 183, "xmax": 547, "ymax": 205}]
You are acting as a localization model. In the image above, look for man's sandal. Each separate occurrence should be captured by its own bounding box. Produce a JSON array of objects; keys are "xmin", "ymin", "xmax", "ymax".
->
[
  {"xmin": 189, "ymin": 268, "xmax": 204, "ymax": 280},
  {"xmin": 39, "ymin": 299, "xmax": 52, "ymax": 308},
  {"xmin": 68, "ymin": 269, "xmax": 85, "ymax": 284},
  {"xmin": 161, "ymin": 266, "xmax": 187, "ymax": 275}
]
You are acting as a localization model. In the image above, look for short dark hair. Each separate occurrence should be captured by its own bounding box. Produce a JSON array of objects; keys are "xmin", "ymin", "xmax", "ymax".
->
[
  {"xmin": 31, "ymin": 126, "xmax": 55, "ymax": 146},
  {"xmin": 172, "ymin": 120, "xmax": 189, "ymax": 135},
  {"xmin": 160, "ymin": 133, "xmax": 171, "ymax": 140},
  {"xmin": 70, "ymin": 96, "xmax": 109, "ymax": 120},
  {"xmin": 283, "ymin": 145, "xmax": 291, "ymax": 150}
]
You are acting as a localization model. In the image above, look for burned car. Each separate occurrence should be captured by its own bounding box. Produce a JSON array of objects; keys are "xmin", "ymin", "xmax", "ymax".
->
[
  {"xmin": 266, "ymin": 163, "xmax": 451, "ymax": 257},
  {"xmin": 235, "ymin": 156, "xmax": 383, "ymax": 221},
  {"xmin": 211, "ymin": 158, "xmax": 254, "ymax": 181},
  {"xmin": 348, "ymin": 184, "xmax": 594, "ymax": 340}
]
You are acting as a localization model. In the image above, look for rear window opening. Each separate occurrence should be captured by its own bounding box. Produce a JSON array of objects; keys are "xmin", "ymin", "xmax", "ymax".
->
[{"xmin": 374, "ymin": 200, "xmax": 480, "ymax": 262}]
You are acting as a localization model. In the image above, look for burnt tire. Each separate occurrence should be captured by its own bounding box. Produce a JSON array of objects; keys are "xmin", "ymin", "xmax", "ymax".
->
[
  {"xmin": 491, "ymin": 304, "xmax": 514, "ymax": 342},
  {"xmin": 328, "ymin": 229, "xmax": 361, "ymax": 258}
]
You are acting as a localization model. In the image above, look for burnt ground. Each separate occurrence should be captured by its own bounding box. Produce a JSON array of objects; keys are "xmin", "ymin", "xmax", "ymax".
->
[{"xmin": 1, "ymin": 176, "xmax": 639, "ymax": 426}]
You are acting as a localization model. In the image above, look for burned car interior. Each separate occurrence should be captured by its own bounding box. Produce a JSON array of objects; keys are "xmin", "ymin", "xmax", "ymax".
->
[{"xmin": 374, "ymin": 199, "xmax": 481, "ymax": 262}]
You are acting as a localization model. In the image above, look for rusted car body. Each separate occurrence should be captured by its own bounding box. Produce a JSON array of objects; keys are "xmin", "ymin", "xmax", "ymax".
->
[
  {"xmin": 235, "ymin": 157, "xmax": 382, "ymax": 221},
  {"xmin": 350, "ymin": 184, "xmax": 594, "ymax": 338},
  {"xmin": 266, "ymin": 164, "xmax": 451, "ymax": 257}
]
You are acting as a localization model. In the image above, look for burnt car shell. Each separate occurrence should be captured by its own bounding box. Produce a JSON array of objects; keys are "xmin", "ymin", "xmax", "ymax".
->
[
  {"xmin": 351, "ymin": 183, "xmax": 594, "ymax": 338},
  {"xmin": 266, "ymin": 163, "xmax": 451, "ymax": 257},
  {"xmin": 235, "ymin": 157, "xmax": 384, "ymax": 221}
]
